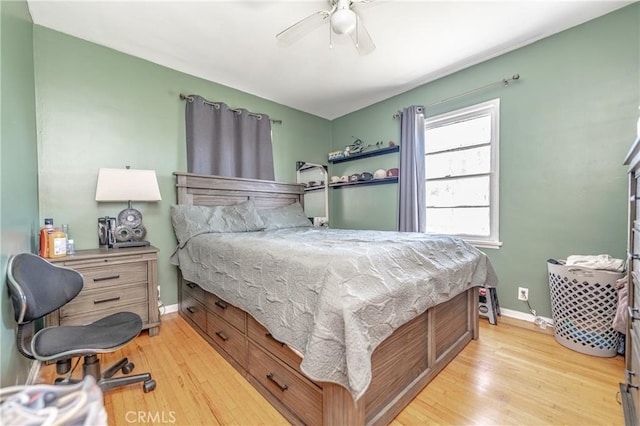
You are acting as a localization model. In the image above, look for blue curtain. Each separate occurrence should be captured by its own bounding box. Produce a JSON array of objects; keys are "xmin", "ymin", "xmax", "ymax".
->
[
  {"xmin": 398, "ymin": 105, "xmax": 426, "ymax": 232},
  {"xmin": 185, "ymin": 95, "xmax": 275, "ymax": 180}
]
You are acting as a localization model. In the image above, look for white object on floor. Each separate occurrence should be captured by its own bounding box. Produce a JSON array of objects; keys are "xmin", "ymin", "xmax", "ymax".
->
[{"xmin": 0, "ymin": 375, "xmax": 107, "ymax": 426}]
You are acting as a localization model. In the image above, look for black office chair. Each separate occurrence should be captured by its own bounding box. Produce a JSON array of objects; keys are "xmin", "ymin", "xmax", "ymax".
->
[{"xmin": 7, "ymin": 253, "xmax": 156, "ymax": 393}]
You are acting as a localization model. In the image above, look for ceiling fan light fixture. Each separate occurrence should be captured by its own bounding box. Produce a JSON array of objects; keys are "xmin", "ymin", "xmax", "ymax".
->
[{"xmin": 331, "ymin": 8, "xmax": 357, "ymax": 35}]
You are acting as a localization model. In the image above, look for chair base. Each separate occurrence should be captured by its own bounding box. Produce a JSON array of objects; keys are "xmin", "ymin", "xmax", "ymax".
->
[{"xmin": 55, "ymin": 354, "xmax": 156, "ymax": 393}]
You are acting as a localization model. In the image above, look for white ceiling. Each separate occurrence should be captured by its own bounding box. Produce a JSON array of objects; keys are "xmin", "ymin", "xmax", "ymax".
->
[{"xmin": 27, "ymin": 0, "xmax": 633, "ymax": 120}]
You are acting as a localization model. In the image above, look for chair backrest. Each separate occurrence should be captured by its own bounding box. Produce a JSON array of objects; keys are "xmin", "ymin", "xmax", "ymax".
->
[{"xmin": 7, "ymin": 253, "xmax": 83, "ymax": 324}]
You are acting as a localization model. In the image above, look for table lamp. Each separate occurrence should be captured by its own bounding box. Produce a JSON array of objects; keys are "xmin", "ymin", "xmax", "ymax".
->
[{"xmin": 95, "ymin": 167, "xmax": 162, "ymax": 248}]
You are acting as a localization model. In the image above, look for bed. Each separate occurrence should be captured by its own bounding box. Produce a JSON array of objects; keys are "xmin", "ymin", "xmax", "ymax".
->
[{"xmin": 172, "ymin": 172, "xmax": 498, "ymax": 425}]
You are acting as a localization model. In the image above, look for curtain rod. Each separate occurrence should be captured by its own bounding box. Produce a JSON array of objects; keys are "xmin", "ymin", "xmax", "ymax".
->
[
  {"xmin": 393, "ymin": 73, "xmax": 520, "ymax": 118},
  {"xmin": 180, "ymin": 94, "xmax": 282, "ymax": 125}
]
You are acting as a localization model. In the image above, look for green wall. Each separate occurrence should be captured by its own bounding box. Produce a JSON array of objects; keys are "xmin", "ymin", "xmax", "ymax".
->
[
  {"xmin": 0, "ymin": 0, "xmax": 40, "ymax": 386},
  {"xmin": 331, "ymin": 4, "xmax": 640, "ymax": 317},
  {"xmin": 32, "ymin": 26, "xmax": 332, "ymax": 311}
]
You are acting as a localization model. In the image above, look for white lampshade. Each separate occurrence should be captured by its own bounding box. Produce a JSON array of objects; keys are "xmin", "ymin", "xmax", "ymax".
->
[
  {"xmin": 331, "ymin": 8, "xmax": 357, "ymax": 35},
  {"xmin": 95, "ymin": 168, "xmax": 162, "ymax": 202}
]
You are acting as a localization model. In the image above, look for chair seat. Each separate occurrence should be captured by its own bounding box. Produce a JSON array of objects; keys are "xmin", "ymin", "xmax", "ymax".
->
[{"xmin": 32, "ymin": 311, "xmax": 142, "ymax": 360}]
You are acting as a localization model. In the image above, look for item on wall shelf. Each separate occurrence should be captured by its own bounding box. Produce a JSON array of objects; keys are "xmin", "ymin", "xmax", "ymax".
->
[
  {"xmin": 349, "ymin": 174, "xmax": 360, "ymax": 182},
  {"xmin": 328, "ymin": 150, "xmax": 346, "ymax": 161},
  {"xmin": 331, "ymin": 175, "xmax": 341, "ymax": 183},
  {"xmin": 347, "ymin": 138, "xmax": 365, "ymax": 155},
  {"xmin": 329, "ymin": 144, "xmax": 400, "ymax": 164},
  {"xmin": 373, "ymin": 169, "xmax": 387, "ymax": 179},
  {"xmin": 387, "ymin": 168, "xmax": 399, "ymax": 177},
  {"xmin": 340, "ymin": 175, "xmax": 349, "ymax": 183},
  {"xmin": 358, "ymin": 172, "xmax": 373, "ymax": 181},
  {"xmin": 346, "ymin": 139, "xmax": 391, "ymax": 156},
  {"xmin": 95, "ymin": 166, "xmax": 161, "ymax": 248}
]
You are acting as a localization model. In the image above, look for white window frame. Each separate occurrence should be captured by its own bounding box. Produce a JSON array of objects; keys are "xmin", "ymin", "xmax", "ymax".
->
[{"xmin": 424, "ymin": 98, "xmax": 501, "ymax": 249}]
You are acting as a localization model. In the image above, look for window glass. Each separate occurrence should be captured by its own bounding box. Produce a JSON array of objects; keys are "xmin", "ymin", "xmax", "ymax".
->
[
  {"xmin": 424, "ymin": 99, "xmax": 500, "ymax": 247},
  {"xmin": 426, "ymin": 176, "xmax": 489, "ymax": 207},
  {"xmin": 425, "ymin": 207, "xmax": 490, "ymax": 237},
  {"xmin": 425, "ymin": 146, "xmax": 491, "ymax": 179},
  {"xmin": 425, "ymin": 114, "xmax": 491, "ymax": 154}
]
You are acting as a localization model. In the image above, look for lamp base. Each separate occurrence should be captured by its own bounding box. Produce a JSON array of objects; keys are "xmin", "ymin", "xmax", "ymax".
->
[{"xmin": 110, "ymin": 240, "xmax": 150, "ymax": 249}]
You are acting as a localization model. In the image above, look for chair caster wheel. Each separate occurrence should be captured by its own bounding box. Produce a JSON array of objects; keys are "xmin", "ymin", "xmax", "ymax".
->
[
  {"xmin": 143, "ymin": 379, "xmax": 156, "ymax": 393},
  {"xmin": 122, "ymin": 362, "xmax": 135, "ymax": 374}
]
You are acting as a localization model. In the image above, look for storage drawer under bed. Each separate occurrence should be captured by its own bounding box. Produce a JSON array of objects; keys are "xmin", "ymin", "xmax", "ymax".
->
[
  {"xmin": 247, "ymin": 343, "xmax": 322, "ymax": 426},
  {"xmin": 181, "ymin": 288, "xmax": 207, "ymax": 331},
  {"xmin": 247, "ymin": 315, "xmax": 303, "ymax": 373}
]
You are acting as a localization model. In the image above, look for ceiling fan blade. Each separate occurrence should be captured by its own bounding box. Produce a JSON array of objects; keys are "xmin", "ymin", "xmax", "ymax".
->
[
  {"xmin": 276, "ymin": 11, "xmax": 331, "ymax": 47},
  {"xmin": 350, "ymin": 16, "xmax": 376, "ymax": 56}
]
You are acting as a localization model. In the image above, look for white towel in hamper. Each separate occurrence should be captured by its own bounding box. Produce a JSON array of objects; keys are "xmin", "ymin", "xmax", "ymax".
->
[{"xmin": 566, "ymin": 254, "xmax": 625, "ymax": 272}]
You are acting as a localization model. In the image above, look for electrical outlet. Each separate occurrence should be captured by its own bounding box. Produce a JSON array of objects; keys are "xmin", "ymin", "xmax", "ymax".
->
[{"xmin": 518, "ymin": 287, "xmax": 529, "ymax": 301}]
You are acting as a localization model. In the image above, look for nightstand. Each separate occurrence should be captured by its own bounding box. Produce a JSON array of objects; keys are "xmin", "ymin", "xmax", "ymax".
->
[{"xmin": 46, "ymin": 246, "xmax": 160, "ymax": 336}]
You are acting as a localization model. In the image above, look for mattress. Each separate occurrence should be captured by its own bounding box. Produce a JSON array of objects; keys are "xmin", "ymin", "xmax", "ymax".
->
[{"xmin": 172, "ymin": 227, "xmax": 498, "ymax": 400}]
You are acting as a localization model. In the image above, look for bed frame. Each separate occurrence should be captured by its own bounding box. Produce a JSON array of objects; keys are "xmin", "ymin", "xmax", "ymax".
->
[{"xmin": 174, "ymin": 172, "xmax": 479, "ymax": 425}]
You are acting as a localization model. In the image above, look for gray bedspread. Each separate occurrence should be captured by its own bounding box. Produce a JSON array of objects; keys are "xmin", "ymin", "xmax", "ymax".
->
[{"xmin": 172, "ymin": 228, "xmax": 498, "ymax": 400}]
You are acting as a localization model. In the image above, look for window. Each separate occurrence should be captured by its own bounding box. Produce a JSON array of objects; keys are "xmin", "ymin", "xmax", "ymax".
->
[{"xmin": 424, "ymin": 98, "xmax": 500, "ymax": 248}]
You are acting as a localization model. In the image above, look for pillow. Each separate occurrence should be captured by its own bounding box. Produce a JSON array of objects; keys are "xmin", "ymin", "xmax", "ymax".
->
[
  {"xmin": 258, "ymin": 201, "xmax": 312, "ymax": 230},
  {"xmin": 171, "ymin": 200, "xmax": 265, "ymax": 247}
]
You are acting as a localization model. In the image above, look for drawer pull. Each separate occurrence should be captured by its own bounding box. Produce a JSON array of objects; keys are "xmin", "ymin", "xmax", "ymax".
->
[
  {"xmin": 266, "ymin": 333, "xmax": 285, "ymax": 347},
  {"xmin": 266, "ymin": 373, "xmax": 288, "ymax": 392},
  {"xmin": 186, "ymin": 282, "xmax": 197, "ymax": 289},
  {"xmin": 186, "ymin": 306, "xmax": 196, "ymax": 314},
  {"xmin": 632, "ymin": 254, "xmax": 640, "ymax": 260},
  {"xmin": 214, "ymin": 300, "xmax": 228, "ymax": 310},
  {"xmin": 626, "ymin": 370, "xmax": 639, "ymax": 389},
  {"xmin": 94, "ymin": 296, "xmax": 120, "ymax": 304},
  {"xmin": 93, "ymin": 274, "xmax": 120, "ymax": 282},
  {"xmin": 214, "ymin": 331, "xmax": 229, "ymax": 342},
  {"xmin": 628, "ymin": 306, "xmax": 640, "ymax": 322}
]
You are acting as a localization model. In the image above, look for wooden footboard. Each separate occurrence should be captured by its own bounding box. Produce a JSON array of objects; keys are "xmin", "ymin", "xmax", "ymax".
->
[{"xmin": 179, "ymin": 273, "xmax": 478, "ymax": 426}]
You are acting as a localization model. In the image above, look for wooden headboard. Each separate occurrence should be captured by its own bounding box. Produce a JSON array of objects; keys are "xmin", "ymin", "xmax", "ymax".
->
[{"xmin": 174, "ymin": 172, "xmax": 305, "ymax": 209}]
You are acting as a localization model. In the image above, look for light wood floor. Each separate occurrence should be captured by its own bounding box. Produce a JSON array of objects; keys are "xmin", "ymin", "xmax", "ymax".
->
[{"xmin": 39, "ymin": 313, "xmax": 625, "ymax": 425}]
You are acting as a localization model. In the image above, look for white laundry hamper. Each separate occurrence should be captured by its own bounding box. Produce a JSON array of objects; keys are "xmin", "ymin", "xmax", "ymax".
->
[{"xmin": 547, "ymin": 261, "xmax": 623, "ymax": 357}]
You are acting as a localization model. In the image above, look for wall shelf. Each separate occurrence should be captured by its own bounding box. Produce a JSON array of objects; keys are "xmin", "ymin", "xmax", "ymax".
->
[
  {"xmin": 304, "ymin": 185, "xmax": 326, "ymax": 192},
  {"xmin": 330, "ymin": 177, "xmax": 398, "ymax": 189},
  {"xmin": 329, "ymin": 145, "xmax": 399, "ymax": 164}
]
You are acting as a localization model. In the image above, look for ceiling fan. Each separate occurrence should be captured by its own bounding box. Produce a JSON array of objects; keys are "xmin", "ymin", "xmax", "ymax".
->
[{"xmin": 276, "ymin": 0, "xmax": 376, "ymax": 56}]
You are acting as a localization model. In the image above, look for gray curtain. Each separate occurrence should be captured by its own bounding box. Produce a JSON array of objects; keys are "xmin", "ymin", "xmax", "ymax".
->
[
  {"xmin": 185, "ymin": 95, "xmax": 275, "ymax": 180},
  {"xmin": 398, "ymin": 105, "xmax": 426, "ymax": 232}
]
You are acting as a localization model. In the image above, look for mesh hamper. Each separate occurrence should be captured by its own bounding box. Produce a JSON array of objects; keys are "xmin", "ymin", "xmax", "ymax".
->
[{"xmin": 547, "ymin": 261, "xmax": 623, "ymax": 357}]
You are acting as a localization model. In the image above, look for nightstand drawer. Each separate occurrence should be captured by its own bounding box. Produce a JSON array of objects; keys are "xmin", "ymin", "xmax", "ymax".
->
[
  {"xmin": 45, "ymin": 246, "xmax": 160, "ymax": 336},
  {"xmin": 77, "ymin": 262, "xmax": 147, "ymax": 290},
  {"xmin": 61, "ymin": 282, "xmax": 148, "ymax": 318},
  {"xmin": 59, "ymin": 301, "xmax": 149, "ymax": 326}
]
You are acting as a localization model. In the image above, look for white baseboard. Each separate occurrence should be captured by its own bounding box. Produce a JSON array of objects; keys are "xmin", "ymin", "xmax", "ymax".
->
[
  {"xmin": 162, "ymin": 303, "xmax": 179, "ymax": 315},
  {"xmin": 500, "ymin": 307, "xmax": 554, "ymax": 327}
]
